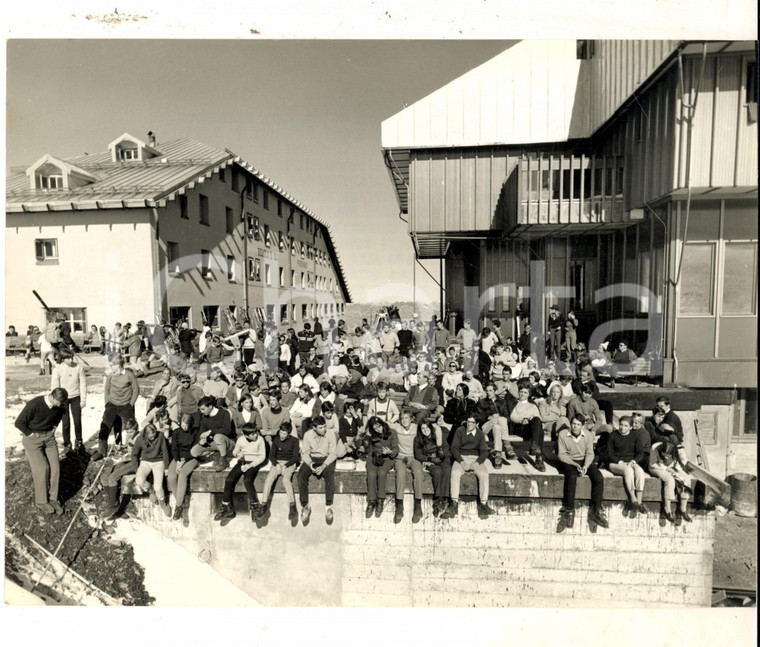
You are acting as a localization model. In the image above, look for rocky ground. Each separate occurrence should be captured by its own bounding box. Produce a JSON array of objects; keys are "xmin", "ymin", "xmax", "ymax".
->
[{"xmin": 4, "ymin": 352, "xmax": 757, "ymax": 605}]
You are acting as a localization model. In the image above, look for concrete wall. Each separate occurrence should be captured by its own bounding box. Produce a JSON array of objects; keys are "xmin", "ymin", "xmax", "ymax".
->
[
  {"xmin": 5, "ymin": 211, "xmax": 155, "ymax": 329},
  {"xmin": 132, "ymin": 492, "xmax": 714, "ymax": 608}
]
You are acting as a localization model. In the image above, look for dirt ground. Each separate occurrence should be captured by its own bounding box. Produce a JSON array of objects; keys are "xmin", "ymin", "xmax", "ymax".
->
[{"xmin": 713, "ymin": 513, "xmax": 757, "ymax": 591}]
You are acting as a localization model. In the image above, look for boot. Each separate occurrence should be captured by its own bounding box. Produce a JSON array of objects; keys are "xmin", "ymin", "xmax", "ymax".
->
[
  {"xmin": 288, "ymin": 503, "xmax": 298, "ymax": 521},
  {"xmin": 590, "ymin": 505, "xmax": 608, "ymax": 528},
  {"xmin": 477, "ymin": 501, "xmax": 496, "ymax": 518},
  {"xmin": 441, "ymin": 500, "xmax": 459, "ymax": 519},
  {"xmin": 533, "ymin": 450, "xmax": 546, "ymax": 472},
  {"xmin": 412, "ymin": 499, "xmax": 423, "ymax": 523},
  {"xmin": 365, "ymin": 499, "xmax": 376, "ymax": 518},
  {"xmin": 432, "ymin": 498, "xmax": 444, "ymax": 517},
  {"xmin": 91, "ymin": 438, "xmax": 108, "ymax": 462},
  {"xmin": 663, "ymin": 502, "xmax": 675, "ymax": 524},
  {"xmin": 394, "ymin": 499, "xmax": 404, "ymax": 524},
  {"xmin": 172, "ymin": 503, "xmax": 183, "ymax": 521},
  {"xmin": 214, "ymin": 502, "xmax": 236, "ymax": 521},
  {"xmin": 374, "ymin": 498, "xmax": 384, "ymax": 518},
  {"xmin": 100, "ymin": 485, "xmax": 120, "ymax": 519}
]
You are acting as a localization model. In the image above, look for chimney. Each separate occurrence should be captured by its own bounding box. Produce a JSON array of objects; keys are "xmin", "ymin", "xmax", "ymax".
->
[{"xmin": 148, "ymin": 131, "xmax": 156, "ymax": 146}]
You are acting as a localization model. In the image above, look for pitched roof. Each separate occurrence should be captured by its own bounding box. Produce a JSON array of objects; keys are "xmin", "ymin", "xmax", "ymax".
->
[{"xmin": 6, "ymin": 135, "xmax": 351, "ymax": 301}]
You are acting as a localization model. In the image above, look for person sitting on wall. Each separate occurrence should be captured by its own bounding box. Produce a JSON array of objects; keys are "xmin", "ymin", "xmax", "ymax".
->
[
  {"xmin": 654, "ymin": 397, "xmax": 683, "ymax": 443},
  {"xmin": 392, "ymin": 409, "xmax": 425, "ymax": 524},
  {"xmin": 297, "ymin": 415, "xmax": 338, "ymax": 525},
  {"xmin": 648, "ymin": 439, "xmax": 693, "ymax": 525},
  {"xmin": 260, "ymin": 421, "xmax": 301, "ymax": 521},
  {"xmin": 557, "ymin": 415, "xmax": 609, "ymax": 529},
  {"xmin": 214, "ymin": 422, "xmax": 268, "ymax": 523},
  {"xmin": 167, "ymin": 413, "xmax": 201, "ymax": 521},
  {"xmin": 442, "ymin": 383, "xmax": 476, "ymax": 446},
  {"xmin": 338, "ymin": 401, "xmax": 363, "ymax": 459},
  {"xmin": 191, "ymin": 396, "xmax": 236, "ymax": 472},
  {"xmin": 91, "ymin": 418, "xmax": 140, "ymax": 519},
  {"xmin": 289, "ymin": 385, "xmax": 316, "ymax": 440},
  {"xmin": 132, "ymin": 422, "xmax": 172, "ymax": 517},
  {"xmin": 566, "ymin": 383, "xmax": 614, "ymax": 437},
  {"xmin": 608, "ymin": 340, "xmax": 638, "ymax": 386},
  {"xmin": 607, "ymin": 415, "xmax": 650, "ymax": 518},
  {"xmin": 509, "ymin": 380, "xmax": 546, "ymax": 472},
  {"xmin": 402, "ymin": 371, "xmax": 442, "ymax": 425},
  {"xmin": 260, "ymin": 391, "xmax": 290, "ymax": 444},
  {"xmin": 441, "ymin": 414, "xmax": 495, "ymax": 519},
  {"xmin": 414, "ymin": 419, "xmax": 451, "ymax": 517},
  {"xmin": 358, "ymin": 415, "xmax": 399, "ymax": 519}
]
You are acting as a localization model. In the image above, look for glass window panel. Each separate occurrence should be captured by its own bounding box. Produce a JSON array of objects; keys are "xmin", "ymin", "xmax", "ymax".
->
[
  {"xmin": 722, "ymin": 243, "xmax": 757, "ymax": 314},
  {"xmin": 679, "ymin": 243, "xmax": 714, "ymax": 315}
]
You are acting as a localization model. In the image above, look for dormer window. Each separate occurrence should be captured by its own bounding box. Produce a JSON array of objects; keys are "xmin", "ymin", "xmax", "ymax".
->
[
  {"xmin": 108, "ymin": 132, "xmax": 162, "ymax": 163},
  {"xmin": 38, "ymin": 173, "xmax": 63, "ymax": 190},
  {"xmin": 119, "ymin": 145, "xmax": 139, "ymax": 161},
  {"xmin": 27, "ymin": 155, "xmax": 97, "ymax": 192}
]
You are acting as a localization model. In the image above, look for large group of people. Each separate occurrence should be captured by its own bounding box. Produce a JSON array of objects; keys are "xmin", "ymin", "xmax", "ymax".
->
[{"xmin": 14, "ymin": 308, "xmax": 694, "ymax": 531}]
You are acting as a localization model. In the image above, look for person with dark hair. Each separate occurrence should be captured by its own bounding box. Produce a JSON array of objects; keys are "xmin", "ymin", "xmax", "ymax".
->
[
  {"xmin": 509, "ymin": 380, "xmax": 546, "ymax": 471},
  {"xmin": 297, "ymin": 415, "xmax": 338, "ymax": 524},
  {"xmin": 224, "ymin": 372, "xmax": 251, "ymax": 410},
  {"xmin": 260, "ymin": 391, "xmax": 290, "ymax": 442},
  {"xmin": 261, "ymin": 422, "xmax": 301, "ymax": 521},
  {"xmin": 214, "ymin": 423, "xmax": 267, "ymax": 522},
  {"xmin": 567, "ymin": 383, "xmax": 613, "ymax": 436},
  {"xmin": 442, "ymin": 414, "xmax": 494, "ymax": 519},
  {"xmin": 231, "ymin": 393, "xmax": 263, "ymax": 437},
  {"xmin": 547, "ymin": 305, "xmax": 564, "ymax": 361},
  {"xmin": 443, "ymin": 383, "xmax": 475, "ymax": 445},
  {"xmin": 192, "ymin": 396, "xmax": 235, "ymax": 471},
  {"xmin": 167, "ymin": 413, "xmax": 201, "ymax": 521},
  {"xmin": 133, "ymin": 423, "xmax": 172, "ymax": 517},
  {"xmin": 289, "ymin": 384, "xmax": 316, "ymax": 440},
  {"xmin": 364, "ymin": 381, "xmax": 400, "ymax": 426},
  {"xmin": 14, "ymin": 388, "xmax": 69, "ymax": 514},
  {"xmin": 202, "ymin": 367, "xmax": 229, "ymax": 408},
  {"xmin": 359, "ymin": 416, "xmax": 399, "ymax": 518},
  {"xmin": 392, "ymin": 409, "xmax": 425, "ymax": 524},
  {"xmin": 50, "ymin": 348, "xmax": 87, "ymax": 455},
  {"xmin": 93, "ymin": 355, "xmax": 139, "ymax": 461},
  {"xmin": 297, "ymin": 322, "xmax": 316, "ymax": 365},
  {"xmin": 557, "ymin": 415, "xmax": 608, "ymax": 528},
  {"xmin": 93, "ymin": 418, "xmax": 140, "ymax": 519},
  {"xmin": 654, "ymin": 397, "xmax": 683, "ymax": 443},
  {"xmin": 140, "ymin": 394, "xmax": 169, "ymax": 430},
  {"xmin": 414, "ymin": 419, "xmax": 451, "ymax": 517},
  {"xmin": 649, "ymin": 439, "xmax": 693, "ymax": 524},
  {"xmin": 177, "ymin": 321, "xmax": 197, "ymax": 361},
  {"xmin": 168, "ymin": 372, "xmax": 204, "ymax": 429},
  {"xmin": 608, "ymin": 416, "xmax": 649, "ymax": 517}
]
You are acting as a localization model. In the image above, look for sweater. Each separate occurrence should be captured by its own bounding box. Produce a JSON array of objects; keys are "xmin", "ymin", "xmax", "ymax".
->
[
  {"xmin": 607, "ymin": 430, "xmax": 648, "ymax": 465},
  {"xmin": 557, "ymin": 429, "xmax": 594, "ymax": 468},
  {"xmin": 200, "ymin": 408, "xmax": 234, "ymax": 439},
  {"xmin": 233, "ymin": 435, "xmax": 267, "ymax": 467},
  {"xmin": 394, "ymin": 422, "xmax": 418, "ymax": 458},
  {"xmin": 132, "ymin": 432, "xmax": 170, "ymax": 467},
  {"xmin": 450, "ymin": 425, "xmax": 489, "ymax": 463},
  {"xmin": 15, "ymin": 395, "xmax": 64, "ymax": 436},
  {"xmin": 171, "ymin": 426, "xmax": 200, "ymax": 461},
  {"xmin": 105, "ymin": 370, "xmax": 138, "ymax": 406},
  {"xmin": 231, "ymin": 408, "xmax": 262, "ymax": 435},
  {"xmin": 270, "ymin": 435, "xmax": 300, "ymax": 467},
  {"xmin": 51, "ymin": 362, "xmax": 87, "ymax": 401},
  {"xmin": 203, "ymin": 379, "xmax": 228, "ymax": 400},
  {"xmin": 260, "ymin": 406, "xmax": 290, "ymax": 437},
  {"xmin": 510, "ymin": 400, "xmax": 541, "ymax": 424},
  {"xmin": 413, "ymin": 434, "xmax": 450, "ymax": 463}
]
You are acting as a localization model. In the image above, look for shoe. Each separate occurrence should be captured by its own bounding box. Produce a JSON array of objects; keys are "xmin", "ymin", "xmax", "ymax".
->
[
  {"xmin": 36, "ymin": 502, "xmax": 55, "ymax": 515},
  {"xmin": 288, "ymin": 503, "xmax": 298, "ymax": 521},
  {"xmin": 680, "ymin": 509, "xmax": 693, "ymax": 523},
  {"xmin": 214, "ymin": 455, "xmax": 228, "ymax": 472},
  {"xmin": 172, "ymin": 504, "xmax": 183, "ymax": 521},
  {"xmin": 441, "ymin": 500, "xmax": 459, "ymax": 519},
  {"xmin": 250, "ymin": 502, "xmax": 262, "ymax": 521},
  {"xmin": 590, "ymin": 506, "xmax": 608, "ymax": 528},
  {"xmin": 61, "ymin": 444, "xmax": 72, "ymax": 457},
  {"xmin": 365, "ymin": 500, "xmax": 376, "ymax": 518},
  {"xmin": 325, "ymin": 507, "xmax": 334, "ymax": 524},
  {"xmin": 50, "ymin": 501, "xmax": 64, "ymax": 515},
  {"xmin": 91, "ymin": 451, "xmax": 105, "ymax": 462},
  {"xmin": 100, "ymin": 501, "xmax": 120, "ymax": 520},
  {"xmin": 394, "ymin": 500, "xmax": 404, "ymax": 524},
  {"xmin": 477, "ymin": 502, "xmax": 495, "ymax": 518},
  {"xmin": 412, "ymin": 500, "xmax": 423, "ymax": 523},
  {"xmin": 214, "ymin": 503, "xmax": 235, "ymax": 521},
  {"xmin": 505, "ymin": 447, "xmax": 518, "ymax": 460},
  {"xmin": 149, "ymin": 490, "xmax": 158, "ymax": 505},
  {"xmin": 534, "ymin": 452, "xmax": 546, "ymax": 472},
  {"xmin": 663, "ymin": 510, "xmax": 675, "ymax": 523},
  {"xmin": 374, "ymin": 499, "xmax": 384, "ymax": 518},
  {"xmin": 636, "ymin": 502, "xmax": 648, "ymax": 515},
  {"xmin": 39, "ymin": 368, "xmax": 45, "ymax": 376},
  {"xmin": 627, "ymin": 501, "xmax": 637, "ymax": 518},
  {"xmin": 492, "ymin": 453, "xmax": 503, "ymax": 469},
  {"xmin": 301, "ymin": 504, "xmax": 311, "ymax": 524},
  {"xmin": 75, "ymin": 440, "xmax": 86, "ymax": 454},
  {"xmin": 160, "ymin": 501, "xmax": 172, "ymax": 518}
]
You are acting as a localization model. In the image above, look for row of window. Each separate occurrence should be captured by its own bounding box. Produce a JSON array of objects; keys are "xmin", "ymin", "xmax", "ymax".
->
[
  {"xmin": 244, "ymin": 214, "xmax": 330, "ymax": 265},
  {"xmin": 166, "ymin": 242, "xmax": 338, "ymax": 292}
]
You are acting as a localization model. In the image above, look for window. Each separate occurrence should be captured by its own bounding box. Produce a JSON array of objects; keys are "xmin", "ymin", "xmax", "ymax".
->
[
  {"xmin": 265, "ymin": 263, "xmax": 271, "ymax": 286},
  {"xmin": 279, "ymin": 267, "xmax": 285, "ymax": 287},
  {"xmin": 280, "ymin": 305, "xmax": 288, "ymax": 323},
  {"xmin": 307, "ymin": 271, "xmax": 313, "ymax": 288},
  {"xmin": 219, "ymin": 168, "xmax": 226, "ymax": 183},
  {"xmin": 47, "ymin": 307, "xmax": 87, "ymax": 333},
  {"xmin": 227, "ymin": 255, "xmax": 236, "ymax": 282},
  {"xmin": 733, "ymin": 389, "xmax": 757, "ymax": 440},
  {"xmin": 300, "ymin": 214, "xmax": 305, "ymax": 230},
  {"xmin": 248, "ymin": 258, "xmax": 261, "ymax": 281},
  {"xmin": 246, "ymin": 213, "xmax": 255, "ymax": 238},
  {"xmin": 202, "ymin": 306, "xmax": 220, "ymax": 329},
  {"xmin": 291, "ymin": 237, "xmax": 296, "ymax": 256},
  {"xmin": 226, "ymin": 207, "xmax": 235, "ymax": 234},
  {"xmin": 302, "ymin": 304, "xmax": 308, "ymax": 320},
  {"xmin": 278, "ymin": 231, "xmax": 285, "ymax": 251},
  {"xmin": 201, "ymin": 249, "xmax": 211, "ymax": 278},
  {"xmin": 277, "ymin": 199, "xmax": 283, "ymax": 217},
  {"xmin": 301, "ymin": 272, "xmax": 306, "ymax": 289},
  {"xmin": 167, "ymin": 242, "xmax": 180, "ymax": 274},
  {"xmin": 300, "ymin": 242, "xmax": 306, "ymax": 259},
  {"xmin": 265, "ymin": 224, "xmax": 271, "ymax": 247},
  {"xmin": 576, "ymin": 40, "xmax": 595, "ymax": 60},
  {"xmin": 119, "ymin": 148, "xmax": 138, "ymax": 161},
  {"xmin": 180, "ymin": 194, "xmax": 188, "ymax": 219},
  {"xmin": 231, "ymin": 171, "xmax": 240, "ymax": 192},
  {"xmin": 291, "ymin": 270, "xmax": 296, "ymax": 286},
  {"xmin": 169, "ymin": 306, "xmax": 190, "ymax": 327},
  {"xmin": 253, "ymin": 183, "xmax": 259, "ymax": 203},
  {"xmin": 253, "ymin": 217, "xmax": 261, "ymax": 240},
  {"xmin": 722, "ymin": 243, "xmax": 757, "ymax": 315},
  {"xmin": 35, "ymin": 238, "xmax": 58, "ymax": 262},
  {"xmin": 679, "ymin": 243, "xmax": 715, "ymax": 315},
  {"xmin": 266, "ymin": 305, "xmax": 275, "ymax": 322},
  {"xmin": 199, "ymin": 194, "xmax": 210, "ymax": 225},
  {"xmin": 263, "ymin": 191, "xmax": 269, "ymax": 210},
  {"xmin": 292, "ymin": 304, "xmax": 297, "ymax": 322},
  {"xmin": 38, "ymin": 174, "xmax": 63, "ymax": 190}
]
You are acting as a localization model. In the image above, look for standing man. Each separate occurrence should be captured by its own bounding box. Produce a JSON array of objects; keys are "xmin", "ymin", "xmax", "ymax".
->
[
  {"xmin": 378, "ymin": 324, "xmax": 400, "ymax": 363},
  {"xmin": 50, "ymin": 348, "xmax": 87, "ymax": 455},
  {"xmin": 456, "ymin": 319, "xmax": 477, "ymax": 370},
  {"xmin": 15, "ymin": 388, "xmax": 69, "ymax": 514},
  {"xmin": 178, "ymin": 321, "xmax": 197, "ymax": 362},
  {"xmin": 92, "ymin": 355, "xmax": 139, "ymax": 461},
  {"xmin": 547, "ymin": 305, "xmax": 564, "ymax": 361}
]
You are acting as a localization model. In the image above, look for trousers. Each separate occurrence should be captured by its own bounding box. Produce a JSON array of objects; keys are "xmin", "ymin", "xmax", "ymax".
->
[
  {"xmin": 561, "ymin": 462, "xmax": 604, "ymax": 509},
  {"xmin": 222, "ymin": 461, "xmax": 262, "ymax": 504},
  {"xmin": 609, "ymin": 461, "xmax": 647, "ymax": 499},
  {"xmin": 394, "ymin": 455, "xmax": 424, "ymax": 499},
  {"xmin": 262, "ymin": 462, "xmax": 297, "ymax": 504},
  {"xmin": 297, "ymin": 461, "xmax": 336, "ymax": 506},
  {"xmin": 450, "ymin": 456, "xmax": 490, "ymax": 503},
  {"xmin": 61, "ymin": 396, "xmax": 83, "ymax": 446},
  {"xmin": 166, "ymin": 458, "xmax": 199, "ymax": 506},
  {"xmin": 22, "ymin": 431, "xmax": 59, "ymax": 505},
  {"xmin": 365, "ymin": 457, "xmax": 394, "ymax": 501},
  {"xmin": 135, "ymin": 460, "xmax": 166, "ymax": 499}
]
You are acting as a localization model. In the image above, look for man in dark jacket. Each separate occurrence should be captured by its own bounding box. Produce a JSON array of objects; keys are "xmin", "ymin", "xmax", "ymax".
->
[
  {"xmin": 402, "ymin": 372, "xmax": 442, "ymax": 424},
  {"xmin": 15, "ymin": 388, "xmax": 68, "ymax": 514}
]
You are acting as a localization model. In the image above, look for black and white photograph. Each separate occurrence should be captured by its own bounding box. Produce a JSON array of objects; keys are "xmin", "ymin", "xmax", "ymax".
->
[{"xmin": 2, "ymin": 1, "xmax": 757, "ymax": 644}]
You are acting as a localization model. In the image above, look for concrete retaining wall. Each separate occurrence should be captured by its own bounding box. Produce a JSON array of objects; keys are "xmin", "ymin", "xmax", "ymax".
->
[{"xmin": 132, "ymin": 492, "xmax": 714, "ymax": 608}]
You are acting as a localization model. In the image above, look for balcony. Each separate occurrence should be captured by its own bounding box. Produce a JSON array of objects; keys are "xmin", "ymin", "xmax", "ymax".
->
[{"xmin": 508, "ymin": 155, "xmax": 629, "ymax": 238}]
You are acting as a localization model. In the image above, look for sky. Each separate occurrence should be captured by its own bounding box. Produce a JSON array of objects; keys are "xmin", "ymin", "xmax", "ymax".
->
[{"xmin": 5, "ymin": 39, "xmax": 513, "ymax": 305}]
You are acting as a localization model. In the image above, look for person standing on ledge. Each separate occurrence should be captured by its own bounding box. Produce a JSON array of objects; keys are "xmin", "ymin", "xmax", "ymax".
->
[
  {"xmin": 92, "ymin": 355, "xmax": 139, "ymax": 461},
  {"xmin": 50, "ymin": 348, "xmax": 87, "ymax": 455},
  {"xmin": 15, "ymin": 388, "xmax": 69, "ymax": 515}
]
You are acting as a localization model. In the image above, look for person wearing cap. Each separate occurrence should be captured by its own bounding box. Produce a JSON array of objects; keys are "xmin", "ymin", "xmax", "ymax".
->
[
  {"xmin": 297, "ymin": 415, "xmax": 338, "ymax": 524},
  {"xmin": 441, "ymin": 414, "xmax": 494, "ymax": 519},
  {"xmin": 15, "ymin": 388, "xmax": 69, "ymax": 514},
  {"xmin": 50, "ymin": 348, "xmax": 87, "ymax": 455},
  {"xmin": 547, "ymin": 305, "xmax": 564, "ymax": 361},
  {"xmin": 402, "ymin": 371, "xmax": 441, "ymax": 424}
]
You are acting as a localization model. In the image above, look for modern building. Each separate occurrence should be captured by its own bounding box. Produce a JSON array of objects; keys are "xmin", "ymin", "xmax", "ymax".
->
[
  {"xmin": 382, "ymin": 40, "xmax": 757, "ymax": 474},
  {"xmin": 6, "ymin": 132, "xmax": 351, "ymax": 334}
]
